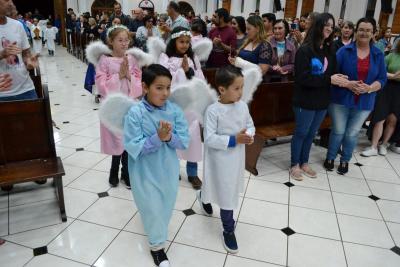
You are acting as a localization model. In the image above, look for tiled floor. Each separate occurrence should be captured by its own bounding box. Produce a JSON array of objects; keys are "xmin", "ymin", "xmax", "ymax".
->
[{"xmin": 1, "ymin": 47, "xmax": 400, "ymax": 267}]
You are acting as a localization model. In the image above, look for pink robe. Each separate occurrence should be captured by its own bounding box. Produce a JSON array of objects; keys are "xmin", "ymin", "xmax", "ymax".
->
[
  {"xmin": 96, "ymin": 54, "xmax": 142, "ymax": 155},
  {"xmin": 159, "ymin": 53, "xmax": 204, "ymax": 162}
]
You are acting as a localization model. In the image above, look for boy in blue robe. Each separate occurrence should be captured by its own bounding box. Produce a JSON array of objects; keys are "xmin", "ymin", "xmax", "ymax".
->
[{"xmin": 123, "ymin": 64, "xmax": 189, "ymax": 267}]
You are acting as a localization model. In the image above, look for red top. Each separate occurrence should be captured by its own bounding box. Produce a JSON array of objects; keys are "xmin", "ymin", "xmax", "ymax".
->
[
  {"xmin": 355, "ymin": 55, "xmax": 370, "ymax": 103},
  {"xmin": 207, "ymin": 26, "xmax": 237, "ymax": 67}
]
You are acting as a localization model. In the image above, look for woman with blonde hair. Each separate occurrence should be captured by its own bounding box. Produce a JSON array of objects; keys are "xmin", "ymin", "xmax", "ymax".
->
[{"xmin": 234, "ymin": 15, "xmax": 272, "ymax": 75}]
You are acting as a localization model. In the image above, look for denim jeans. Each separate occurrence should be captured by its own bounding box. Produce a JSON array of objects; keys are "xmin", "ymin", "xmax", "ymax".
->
[
  {"xmin": 326, "ymin": 103, "xmax": 371, "ymax": 163},
  {"xmin": 220, "ymin": 209, "xmax": 235, "ymax": 233},
  {"xmin": 186, "ymin": 161, "xmax": 198, "ymax": 177},
  {"xmin": 0, "ymin": 89, "xmax": 37, "ymax": 102},
  {"xmin": 291, "ymin": 107, "xmax": 327, "ymax": 166}
]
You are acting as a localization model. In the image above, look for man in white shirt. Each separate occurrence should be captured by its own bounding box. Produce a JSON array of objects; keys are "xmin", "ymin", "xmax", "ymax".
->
[
  {"xmin": 163, "ymin": 1, "xmax": 190, "ymax": 40},
  {"xmin": 0, "ymin": 0, "xmax": 39, "ymax": 101}
]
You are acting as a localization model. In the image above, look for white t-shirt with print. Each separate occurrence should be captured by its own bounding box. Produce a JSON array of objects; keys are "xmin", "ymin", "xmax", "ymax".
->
[{"xmin": 0, "ymin": 17, "xmax": 35, "ymax": 97}]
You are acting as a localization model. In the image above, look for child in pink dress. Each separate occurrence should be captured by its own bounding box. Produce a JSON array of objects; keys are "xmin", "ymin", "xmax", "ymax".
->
[
  {"xmin": 95, "ymin": 25, "xmax": 142, "ymax": 188},
  {"xmin": 158, "ymin": 26, "xmax": 207, "ymax": 189}
]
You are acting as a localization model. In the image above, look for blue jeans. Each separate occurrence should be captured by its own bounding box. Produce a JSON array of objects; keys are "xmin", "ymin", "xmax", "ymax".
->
[
  {"xmin": 326, "ymin": 103, "xmax": 371, "ymax": 163},
  {"xmin": 186, "ymin": 161, "xmax": 198, "ymax": 177},
  {"xmin": 220, "ymin": 209, "xmax": 235, "ymax": 233},
  {"xmin": 291, "ymin": 107, "xmax": 327, "ymax": 166},
  {"xmin": 0, "ymin": 89, "xmax": 37, "ymax": 102}
]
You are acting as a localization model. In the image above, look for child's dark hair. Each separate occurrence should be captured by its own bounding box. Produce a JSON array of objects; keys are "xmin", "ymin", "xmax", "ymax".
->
[
  {"xmin": 142, "ymin": 64, "xmax": 172, "ymax": 87},
  {"xmin": 191, "ymin": 18, "xmax": 207, "ymax": 37},
  {"xmin": 166, "ymin": 26, "xmax": 197, "ymax": 69},
  {"xmin": 215, "ymin": 65, "xmax": 243, "ymax": 94},
  {"xmin": 47, "ymin": 21, "xmax": 52, "ymax": 26}
]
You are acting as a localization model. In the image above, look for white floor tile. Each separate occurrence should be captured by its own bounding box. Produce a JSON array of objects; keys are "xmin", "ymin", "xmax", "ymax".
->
[
  {"xmin": 175, "ymin": 214, "xmax": 225, "ymax": 252},
  {"xmin": 48, "ymin": 220, "xmax": 119, "ymax": 265},
  {"xmin": 362, "ymin": 166, "xmax": 400, "ymax": 184},
  {"xmin": 377, "ymin": 200, "xmax": 400, "ymax": 223},
  {"xmin": 68, "ymin": 169, "xmax": 110, "ymax": 193},
  {"xmin": 56, "ymin": 135, "xmax": 97, "ymax": 149},
  {"xmin": 368, "ymin": 181, "xmax": 400, "ymax": 201},
  {"xmin": 167, "ymin": 243, "xmax": 226, "ymax": 267},
  {"xmin": 91, "ymin": 156, "xmax": 112, "ymax": 173},
  {"xmin": 0, "ymin": 191, "xmax": 8, "ymax": 210},
  {"xmin": 333, "ymin": 192, "xmax": 382, "ymax": 220},
  {"xmin": 79, "ymin": 196, "xmax": 136, "ymax": 229},
  {"xmin": 0, "ymin": 241, "xmax": 33, "ymax": 267},
  {"xmin": 388, "ymin": 222, "xmax": 400, "ymax": 246},
  {"xmin": 238, "ymin": 198, "xmax": 288, "ymax": 229},
  {"xmin": 0, "ymin": 207, "xmax": 8, "ymax": 236},
  {"xmin": 4, "ymin": 220, "xmax": 71, "ymax": 249},
  {"xmin": 9, "ymin": 183, "xmax": 56, "ymax": 207},
  {"xmin": 291, "ymin": 172, "xmax": 330, "ymax": 191},
  {"xmin": 174, "ymin": 186, "xmax": 197, "ymax": 211},
  {"xmin": 63, "ymin": 187, "xmax": 98, "ymax": 218},
  {"xmin": 344, "ymin": 242, "xmax": 400, "ymax": 267},
  {"xmin": 289, "ymin": 206, "xmax": 341, "ymax": 240},
  {"xmin": 235, "ymin": 222, "xmax": 287, "ymax": 265},
  {"xmin": 107, "ymin": 185, "xmax": 133, "ymax": 201},
  {"xmin": 288, "ymin": 234, "xmax": 347, "ymax": 267},
  {"xmin": 252, "ymin": 170, "xmax": 290, "ymax": 184},
  {"xmin": 63, "ymin": 151, "xmax": 107, "ymax": 169},
  {"xmin": 225, "ymin": 256, "xmax": 281, "ymax": 267},
  {"xmin": 25, "ymin": 254, "xmax": 89, "ymax": 267},
  {"xmin": 94, "ymin": 231, "xmax": 157, "ymax": 267},
  {"xmin": 328, "ymin": 174, "xmax": 371, "ymax": 196},
  {"xmin": 338, "ymin": 214, "xmax": 394, "ymax": 248},
  {"xmin": 62, "ymin": 164, "xmax": 88, "ymax": 186},
  {"xmin": 84, "ymin": 139, "xmax": 101, "ymax": 153},
  {"xmin": 56, "ymin": 145, "xmax": 76, "ymax": 159},
  {"xmin": 74, "ymin": 126, "xmax": 100, "ymax": 138},
  {"xmin": 290, "ymin": 186, "xmax": 335, "ymax": 212},
  {"xmin": 354, "ymin": 154, "xmax": 392, "ymax": 169},
  {"xmin": 124, "ymin": 209, "xmax": 185, "ymax": 241},
  {"xmin": 9, "ymin": 200, "xmax": 62, "ymax": 234},
  {"xmin": 246, "ymin": 179, "xmax": 289, "ymax": 205}
]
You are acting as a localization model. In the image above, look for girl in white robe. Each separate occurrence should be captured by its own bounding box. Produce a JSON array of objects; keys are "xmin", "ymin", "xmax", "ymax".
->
[
  {"xmin": 198, "ymin": 64, "xmax": 256, "ymax": 254},
  {"xmin": 30, "ymin": 19, "xmax": 42, "ymax": 55},
  {"xmin": 44, "ymin": 22, "xmax": 58, "ymax": 56}
]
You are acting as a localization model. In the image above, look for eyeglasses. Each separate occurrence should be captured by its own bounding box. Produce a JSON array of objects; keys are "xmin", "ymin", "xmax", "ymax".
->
[{"xmin": 357, "ymin": 28, "xmax": 373, "ymax": 34}]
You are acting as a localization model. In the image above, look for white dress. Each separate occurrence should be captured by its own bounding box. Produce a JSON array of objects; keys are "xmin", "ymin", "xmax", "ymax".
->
[
  {"xmin": 44, "ymin": 27, "xmax": 58, "ymax": 52},
  {"xmin": 30, "ymin": 25, "xmax": 42, "ymax": 54},
  {"xmin": 202, "ymin": 100, "xmax": 255, "ymax": 210}
]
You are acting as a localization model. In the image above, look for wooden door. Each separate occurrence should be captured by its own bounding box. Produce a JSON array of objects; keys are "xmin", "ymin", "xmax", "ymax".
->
[
  {"xmin": 301, "ymin": 0, "xmax": 315, "ymax": 16},
  {"xmin": 285, "ymin": 0, "xmax": 298, "ymax": 19},
  {"xmin": 53, "ymin": 0, "xmax": 67, "ymax": 47},
  {"xmin": 391, "ymin": 0, "xmax": 400, "ymax": 33},
  {"xmin": 222, "ymin": 0, "xmax": 231, "ymax": 12}
]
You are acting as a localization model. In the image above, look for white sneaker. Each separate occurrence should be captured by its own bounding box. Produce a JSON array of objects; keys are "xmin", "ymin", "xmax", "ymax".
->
[
  {"xmin": 390, "ymin": 143, "xmax": 400, "ymax": 154},
  {"xmin": 361, "ymin": 147, "xmax": 378, "ymax": 157},
  {"xmin": 159, "ymin": 260, "xmax": 170, "ymax": 267},
  {"xmin": 378, "ymin": 143, "xmax": 388, "ymax": 156}
]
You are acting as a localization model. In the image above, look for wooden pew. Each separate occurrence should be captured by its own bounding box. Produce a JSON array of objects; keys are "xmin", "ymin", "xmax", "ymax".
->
[
  {"xmin": 0, "ymin": 79, "xmax": 67, "ymax": 222},
  {"xmin": 203, "ymin": 68, "xmax": 330, "ymax": 176}
]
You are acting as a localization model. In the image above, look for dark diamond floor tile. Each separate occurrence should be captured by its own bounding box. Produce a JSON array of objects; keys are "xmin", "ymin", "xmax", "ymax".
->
[
  {"xmin": 98, "ymin": 192, "xmax": 109, "ymax": 198},
  {"xmin": 354, "ymin": 162, "xmax": 363, "ymax": 167},
  {"xmin": 62, "ymin": 121, "xmax": 70, "ymax": 124},
  {"xmin": 284, "ymin": 182, "xmax": 295, "ymax": 188},
  {"xmin": 391, "ymin": 246, "xmax": 400, "ymax": 256},
  {"xmin": 182, "ymin": 209, "xmax": 196, "ymax": 216},
  {"xmin": 75, "ymin": 148, "xmax": 85, "ymax": 152},
  {"xmin": 281, "ymin": 227, "xmax": 296, "ymax": 236},
  {"xmin": 368, "ymin": 195, "xmax": 380, "ymax": 201},
  {"xmin": 33, "ymin": 246, "xmax": 48, "ymax": 256}
]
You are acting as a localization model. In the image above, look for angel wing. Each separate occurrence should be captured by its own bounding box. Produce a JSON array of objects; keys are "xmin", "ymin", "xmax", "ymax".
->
[
  {"xmin": 234, "ymin": 57, "xmax": 263, "ymax": 103},
  {"xmin": 126, "ymin": 47, "xmax": 156, "ymax": 68},
  {"xmin": 98, "ymin": 93, "xmax": 138, "ymax": 135},
  {"xmin": 85, "ymin": 41, "xmax": 112, "ymax": 65},
  {"xmin": 192, "ymin": 38, "xmax": 213, "ymax": 61},
  {"xmin": 169, "ymin": 77, "xmax": 218, "ymax": 124},
  {"xmin": 147, "ymin": 36, "xmax": 166, "ymax": 61}
]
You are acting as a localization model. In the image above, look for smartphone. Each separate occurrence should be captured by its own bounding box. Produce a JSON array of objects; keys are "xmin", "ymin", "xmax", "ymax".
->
[{"xmin": 290, "ymin": 23, "xmax": 298, "ymax": 30}]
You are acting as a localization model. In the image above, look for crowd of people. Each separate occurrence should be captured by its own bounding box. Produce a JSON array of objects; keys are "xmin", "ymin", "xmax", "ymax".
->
[{"xmin": 1, "ymin": 0, "xmax": 400, "ymax": 266}]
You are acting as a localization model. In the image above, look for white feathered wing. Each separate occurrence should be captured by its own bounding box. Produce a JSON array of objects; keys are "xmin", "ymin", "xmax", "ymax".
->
[
  {"xmin": 192, "ymin": 38, "xmax": 213, "ymax": 61},
  {"xmin": 85, "ymin": 41, "xmax": 112, "ymax": 65},
  {"xmin": 234, "ymin": 57, "xmax": 263, "ymax": 103},
  {"xmin": 99, "ymin": 93, "xmax": 137, "ymax": 135}
]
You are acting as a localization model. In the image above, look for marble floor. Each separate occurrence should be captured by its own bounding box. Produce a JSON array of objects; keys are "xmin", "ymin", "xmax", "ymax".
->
[{"xmin": 1, "ymin": 47, "xmax": 400, "ymax": 267}]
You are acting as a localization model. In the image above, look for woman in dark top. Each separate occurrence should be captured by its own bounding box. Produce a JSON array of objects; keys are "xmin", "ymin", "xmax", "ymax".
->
[
  {"xmin": 231, "ymin": 16, "xmax": 246, "ymax": 51},
  {"xmin": 236, "ymin": 15, "xmax": 272, "ymax": 75},
  {"xmin": 333, "ymin": 20, "xmax": 354, "ymax": 51},
  {"xmin": 290, "ymin": 13, "xmax": 346, "ymax": 181}
]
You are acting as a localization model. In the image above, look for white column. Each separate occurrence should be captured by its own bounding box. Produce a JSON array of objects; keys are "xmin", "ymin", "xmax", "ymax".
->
[
  {"xmin": 313, "ymin": 0, "xmax": 325, "ymax": 13},
  {"xmin": 66, "ymin": 0, "xmax": 78, "ymax": 12},
  {"xmin": 388, "ymin": 0, "xmax": 398, "ymax": 27},
  {"xmin": 374, "ymin": 0, "xmax": 381, "ymax": 22},
  {"xmin": 230, "ymin": 0, "xmax": 242, "ymax": 16},
  {"xmin": 344, "ymin": 0, "xmax": 368, "ymax": 22},
  {"xmin": 259, "ymin": 0, "xmax": 274, "ymax": 14},
  {"xmin": 328, "ymin": 0, "xmax": 342, "ymax": 19},
  {"xmin": 243, "ymin": 0, "xmax": 257, "ymax": 17},
  {"xmin": 296, "ymin": 0, "xmax": 303, "ymax": 18},
  {"xmin": 276, "ymin": 0, "xmax": 285, "ymax": 19}
]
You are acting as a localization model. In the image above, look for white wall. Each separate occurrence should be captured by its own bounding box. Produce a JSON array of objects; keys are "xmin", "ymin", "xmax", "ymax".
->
[
  {"xmin": 328, "ymin": 0, "xmax": 342, "ymax": 19},
  {"xmin": 296, "ymin": 0, "xmax": 303, "ymax": 18},
  {"xmin": 344, "ymin": 0, "xmax": 368, "ymax": 21},
  {"xmin": 388, "ymin": 0, "xmax": 398, "ymax": 28},
  {"xmin": 313, "ymin": 0, "xmax": 325, "ymax": 13}
]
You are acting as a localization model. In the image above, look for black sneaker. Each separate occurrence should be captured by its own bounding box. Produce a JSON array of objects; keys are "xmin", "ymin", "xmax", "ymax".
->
[
  {"xmin": 188, "ymin": 176, "xmax": 202, "ymax": 190},
  {"xmin": 150, "ymin": 249, "xmax": 169, "ymax": 267},
  {"xmin": 337, "ymin": 162, "xmax": 349, "ymax": 175},
  {"xmin": 34, "ymin": 179, "xmax": 47, "ymax": 185},
  {"xmin": 121, "ymin": 176, "xmax": 131, "ymax": 189},
  {"xmin": 196, "ymin": 190, "xmax": 213, "ymax": 216},
  {"xmin": 323, "ymin": 159, "xmax": 334, "ymax": 171},
  {"xmin": 222, "ymin": 231, "xmax": 238, "ymax": 253}
]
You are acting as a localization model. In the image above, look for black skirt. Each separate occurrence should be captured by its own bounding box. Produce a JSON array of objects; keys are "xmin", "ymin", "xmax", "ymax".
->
[{"xmin": 370, "ymin": 80, "xmax": 400, "ymax": 123}]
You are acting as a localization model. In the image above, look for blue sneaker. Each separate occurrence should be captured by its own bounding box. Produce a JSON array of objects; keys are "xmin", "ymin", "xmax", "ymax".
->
[{"xmin": 222, "ymin": 231, "xmax": 238, "ymax": 253}]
